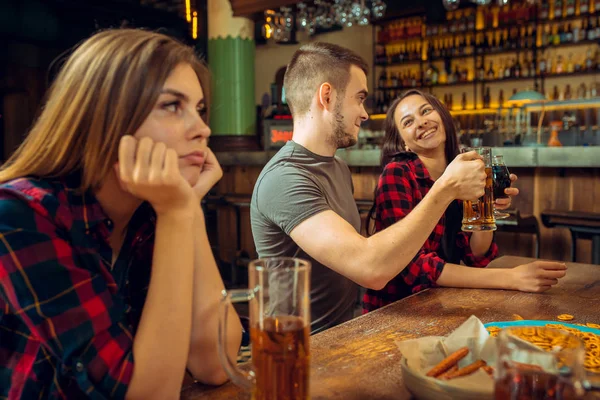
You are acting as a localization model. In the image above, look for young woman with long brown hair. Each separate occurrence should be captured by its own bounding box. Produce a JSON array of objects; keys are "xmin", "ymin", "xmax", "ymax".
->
[
  {"xmin": 0, "ymin": 29, "xmax": 241, "ymax": 399},
  {"xmin": 363, "ymin": 89, "xmax": 567, "ymax": 313}
]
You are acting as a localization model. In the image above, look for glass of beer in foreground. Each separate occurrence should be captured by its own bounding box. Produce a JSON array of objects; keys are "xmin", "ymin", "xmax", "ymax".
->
[
  {"xmin": 495, "ymin": 327, "xmax": 586, "ymax": 400},
  {"xmin": 461, "ymin": 146, "xmax": 497, "ymax": 232},
  {"xmin": 219, "ymin": 257, "xmax": 311, "ymax": 400}
]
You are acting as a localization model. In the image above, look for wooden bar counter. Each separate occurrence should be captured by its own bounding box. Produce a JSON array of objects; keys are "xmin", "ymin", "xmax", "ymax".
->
[{"xmin": 181, "ymin": 256, "xmax": 600, "ymax": 400}]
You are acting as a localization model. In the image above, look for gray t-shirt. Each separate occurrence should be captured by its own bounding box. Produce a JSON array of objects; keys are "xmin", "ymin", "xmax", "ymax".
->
[{"xmin": 250, "ymin": 141, "xmax": 360, "ymax": 333}]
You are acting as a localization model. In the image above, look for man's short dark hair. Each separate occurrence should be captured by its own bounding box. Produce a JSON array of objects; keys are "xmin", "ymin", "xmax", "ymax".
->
[{"xmin": 283, "ymin": 42, "xmax": 368, "ymax": 117}]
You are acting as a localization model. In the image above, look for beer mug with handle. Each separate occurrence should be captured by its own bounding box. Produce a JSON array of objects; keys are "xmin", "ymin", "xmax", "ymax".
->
[
  {"xmin": 218, "ymin": 257, "xmax": 311, "ymax": 400},
  {"xmin": 461, "ymin": 146, "xmax": 497, "ymax": 232}
]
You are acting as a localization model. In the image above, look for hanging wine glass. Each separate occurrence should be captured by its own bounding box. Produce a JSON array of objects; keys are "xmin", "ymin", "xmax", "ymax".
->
[
  {"xmin": 296, "ymin": 3, "xmax": 308, "ymax": 31},
  {"xmin": 371, "ymin": 0, "xmax": 386, "ymax": 19},
  {"xmin": 443, "ymin": 0, "xmax": 460, "ymax": 11}
]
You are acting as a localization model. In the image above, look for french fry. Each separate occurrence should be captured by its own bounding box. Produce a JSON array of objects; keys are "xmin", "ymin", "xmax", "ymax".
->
[
  {"xmin": 482, "ymin": 365, "xmax": 495, "ymax": 377},
  {"xmin": 437, "ymin": 364, "xmax": 459, "ymax": 380},
  {"xmin": 445, "ymin": 359, "xmax": 487, "ymax": 380},
  {"xmin": 426, "ymin": 347, "xmax": 469, "ymax": 377}
]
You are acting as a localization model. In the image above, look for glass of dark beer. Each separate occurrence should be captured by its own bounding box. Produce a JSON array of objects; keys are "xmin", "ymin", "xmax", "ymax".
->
[
  {"xmin": 219, "ymin": 257, "xmax": 311, "ymax": 400},
  {"xmin": 492, "ymin": 155, "xmax": 511, "ymax": 220},
  {"xmin": 461, "ymin": 146, "xmax": 497, "ymax": 232},
  {"xmin": 495, "ymin": 327, "xmax": 586, "ymax": 400}
]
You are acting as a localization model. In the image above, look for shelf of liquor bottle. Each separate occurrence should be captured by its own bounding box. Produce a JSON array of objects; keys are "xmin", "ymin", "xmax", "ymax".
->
[
  {"xmin": 374, "ymin": 59, "xmax": 422, "ymax": 68},
  {"xmin": 377, "ymin": 81, "xmax": 477, "ymax": 91},
  {"xmin": 541, "ymin": 69, "xmax": 600, "ymax": 79},
  {"xmin": 429, "ymin": 54, "xmax": 474, "ymax": 62},
  {"xmin": 537, "ymin": 12, "xmax": 600, "ymax": 26},
  {"xmin": 375, "ymin": 37, "xmax": 423, "ymax": 46},
  {"xmin": 482, "ymin": 76, "xmax": 536, "ymax": 84},
  {"xmin": 477, "ymin": 47, "xmax": 535, "ymax": 58},
  {"xmin": 539, "ymin": 39, "xmax": 600, "ymax": 50}
]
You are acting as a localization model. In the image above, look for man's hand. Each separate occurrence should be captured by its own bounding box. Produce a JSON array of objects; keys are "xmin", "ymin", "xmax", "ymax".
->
[{"xmin": 438, "ymin": 151, "xmax": 486, "ymax": 201}]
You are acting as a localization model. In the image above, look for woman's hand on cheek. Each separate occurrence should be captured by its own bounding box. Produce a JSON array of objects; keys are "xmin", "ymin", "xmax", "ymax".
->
[
  {"xmin": 115, "ymin": 135, "xmax": 195, "ymax": 214},
  {"xmin": 192, "ymin": 148, "xmax": 223, "ymax": 201}
]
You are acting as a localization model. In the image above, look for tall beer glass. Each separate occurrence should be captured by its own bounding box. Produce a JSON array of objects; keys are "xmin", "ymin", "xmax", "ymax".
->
[
  {"xmin": 218, "ymin": 257, "xmax": 311, "ymax": 400},
  {"xmin": 461, "ymin": 147, "xmax": 497, "ymax": 232}
]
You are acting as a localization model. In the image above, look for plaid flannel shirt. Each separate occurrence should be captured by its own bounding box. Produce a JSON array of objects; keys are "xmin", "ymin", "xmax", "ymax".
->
[
  {"xmin": 0, "ymin": 174, "xmax": 155, "ymax": 399},
  {"xmin": 363, "ymin": 153, "xmax": 498, "ymax": 313}
]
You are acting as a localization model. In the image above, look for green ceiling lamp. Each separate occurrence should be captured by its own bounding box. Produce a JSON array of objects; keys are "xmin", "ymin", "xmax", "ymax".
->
[{"xmin": 506, "ymin": 89, "xmax": 547, "ymax": 145}]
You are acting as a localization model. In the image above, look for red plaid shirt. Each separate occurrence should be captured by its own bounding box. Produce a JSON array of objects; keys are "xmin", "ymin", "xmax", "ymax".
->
[
  {"xmin": 363, "ymin": 153, "xmax": 498, "ymax": 313},
  {"xmin": 0, "ymin": 174, "xmax": 156, "ymax": 399}
]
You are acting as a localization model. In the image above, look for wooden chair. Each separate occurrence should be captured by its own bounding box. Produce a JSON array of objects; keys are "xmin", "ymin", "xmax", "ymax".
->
[{"xmin": 541, "ymin": 210, "xmax": 600, "ymax": 265}]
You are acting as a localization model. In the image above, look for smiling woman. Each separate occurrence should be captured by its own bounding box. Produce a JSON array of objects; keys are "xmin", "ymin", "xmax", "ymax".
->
[
  {"xmin": 0, "ymin": 29, "xmax": 242, "ymax": 400},
  {"xmin": 362, "ymin": 89, "xmax": 567, "ymax": 314}
]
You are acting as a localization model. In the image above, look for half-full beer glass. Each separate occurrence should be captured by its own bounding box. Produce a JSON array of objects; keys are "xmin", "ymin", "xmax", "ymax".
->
[
  {"xmin": 461, "ymin": 146, "xmax": 497, "ymax": 232},
  {"xmin": 218, "ymin": 257, "xmax": 311, "ymax": 400},
  {"xmin": 495, "ymin": 327, "xmax": 586, "ymax": 399}
]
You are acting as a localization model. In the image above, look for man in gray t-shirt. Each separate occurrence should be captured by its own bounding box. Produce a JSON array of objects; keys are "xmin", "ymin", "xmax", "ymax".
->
[
  {"xmin": 251, "ymin": 140, "xmax": 360, "ymax": 333},
  {"xmin": 250, "ymin": 43, "xmax": 487, "ymax": 333}
]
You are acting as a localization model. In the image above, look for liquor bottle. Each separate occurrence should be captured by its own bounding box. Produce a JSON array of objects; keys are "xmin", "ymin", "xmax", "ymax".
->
[
  {"xmin": 439, "ymin": 65, "xmax": 448, "ymax": 84},
  {"xmin": 580, "ymin": 18, "xmax": 588, "ymax": 41},
  {"xmin": 540, "ymin": 1, "xmax": 549, "ymax": 19},
  {"xmin": 514, "ymin": 56, "xmax": 522, "ymax": 78},
  {"xmin": 379, "ymin": 70, "xmax": 388, "ymax": 88},
  {"xmin": 566, "ymin": 0, "xmax": 575, "ymax": 16},
  {"xmin": 565, "ymin": 24, "xmax": 574, "ymax": 42},
  {"xmin": 565, "ymin": 84, "xmax": 573, "ymax": 100},
  {"xmin": 553, "ymin": 25, "xmax": 561, "ymax": 45},
  {"xmin": 487, "ymin": 61, "xmax": 495, "ymax": 80},
  {"xmin": 391, "ymin": 72, "xmax": 399, "ymax": 87},
  {"xmin": 581, "ymin": 0, "xmax": 590, "ymax": 14},
  {"xmin": 588, "ymin": 16, "xmax": 596, "ymax": 40},
  {"xmin": 552, "ymin": 85, "xmax": 560, "ymax": 100},
  {"xmin": 555, "ymin": 0, "xmax": 564, "ymax": 18},
  {"xmin": 586, "ymin": 49, "xmax": 594, "ymax": 70},
  {"xmin": 461, "ymin": 92, "xmax": 467, "ymax": 110},
  {"xmin": 556, "ymin": 55, "xmax": 565, "ymax": 74},
  {"xmin": 504, "ymin": 59, "xmax": 512, "ymax": 78},
  {"xmin": 577, "ymin": 82, "xmax": 587, "ymax": 99},
  {"xmin": 522, "ymin": 56, "xmax": 530, "ymax": 78},
  {"xmin": 529, "ymin": 56, "xmax": 536, "ymax": 77},
  {"xmin": 498, "ymin": 89, "xmax": 505, "ymax": 107},
  {"xmin": 476, "ymin": 60, "xmax": 484, "ymax": 81},
  {"xmin": 483, "ymin": 87, "xmax": 491, "ymax": 108},
  {"xmin": 567, "ymin": 53, "xmax": 575, "ymax": 73}
]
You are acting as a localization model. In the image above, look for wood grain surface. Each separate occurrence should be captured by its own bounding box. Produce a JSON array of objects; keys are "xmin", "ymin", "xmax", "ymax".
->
[{"xmin": 181, "ymin": 256, "xmax": 600, "ymax": 399}]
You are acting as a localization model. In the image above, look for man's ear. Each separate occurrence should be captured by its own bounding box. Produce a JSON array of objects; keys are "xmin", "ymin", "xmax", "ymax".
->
[{"xmin": 317, "ymin": 82, "xmax": 334, "ymax": 112}]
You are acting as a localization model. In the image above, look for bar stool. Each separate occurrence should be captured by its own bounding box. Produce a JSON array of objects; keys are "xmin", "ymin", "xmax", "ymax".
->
[
  {"xmin": 495, "ymin": 210, "xmax": 541, "ymax": 259},
  {"xmin": 541, "ymin": 210, "xmax": 600, "ymax": 265}
]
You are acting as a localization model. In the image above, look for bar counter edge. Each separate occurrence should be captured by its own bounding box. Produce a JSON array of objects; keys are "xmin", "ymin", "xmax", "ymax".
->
[{"xmin": 215, "ymin": 146, "xmax": 600, "ymax": 168}]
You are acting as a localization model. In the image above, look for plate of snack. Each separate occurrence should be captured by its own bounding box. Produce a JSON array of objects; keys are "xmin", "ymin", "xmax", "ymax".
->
[
  {"xmin": 484, "ymin": 320, "xmax": 600, "ymax": 374},
  {"xmin": 396, "ymin": 316, "xmax": 496, "ymax": 400}
]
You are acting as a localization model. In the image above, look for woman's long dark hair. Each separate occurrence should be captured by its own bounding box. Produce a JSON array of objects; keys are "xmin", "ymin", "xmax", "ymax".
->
[{"xmin": 366, "ymin": 89, "xmax": 460, "ymax": 241}]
